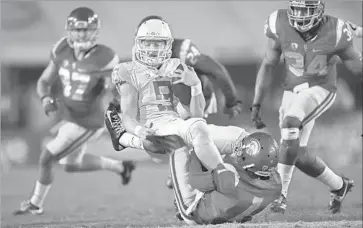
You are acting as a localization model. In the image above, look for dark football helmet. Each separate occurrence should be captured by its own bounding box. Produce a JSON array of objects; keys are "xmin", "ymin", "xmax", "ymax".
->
[
  {"xmin": 232, "ymin": 132, "xmax": 279, "ymax": 178},
  {"xmin": 287, "ymin": 0, "xmax": 325, "ymax": 33},
  {"xmin": 65, "ymin": 7, "xmax": 100, "ymax": 50}
]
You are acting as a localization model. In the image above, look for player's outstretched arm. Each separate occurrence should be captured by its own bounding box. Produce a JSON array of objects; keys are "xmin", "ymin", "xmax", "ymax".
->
[
  {"xmin": 194, "ymin": 54, "xmax": 238, "ymax": 105},
  {"xmin": 252, "ymin": 38, "xmax": 281, "ymax": 106},
  {"xmin": 338, "ymin": 43, "xmax": 363, "ymax": 77},
  {"xmin": 36, "ymin": 60, "xmax": 59, "ymax": 99}
]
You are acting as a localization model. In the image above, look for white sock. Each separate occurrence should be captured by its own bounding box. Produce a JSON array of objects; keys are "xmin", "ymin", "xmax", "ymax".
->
[
  {"xmin": 100, "ymin": 157, "xmax": 123, "ymax": 173},
  {"xmin": 277, "ymin": 163, "xmax": 295, "ymax": 197},
  {"xmin": 316, "ymin": 167, "xmax": 343, "ymax": 191},
  {"xmin": 30, "ymin": 181, "xmax": 51, "ymax": 207}
]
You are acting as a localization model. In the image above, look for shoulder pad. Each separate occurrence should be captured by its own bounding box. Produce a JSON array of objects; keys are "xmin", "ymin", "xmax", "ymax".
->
[
  {"xmin": 334, "ymin": 18, "xmax": 354, "ymax": 50},
  {"xmin": 92, "ymin": 44, "xmax": 120, "ymax": 71},
  {"xmin": 264, "ymin": 10, "xmax": 280, "ymax": 40},
  {"xmin": 111, "ymin": 62, "xmax": 134, "ymax": 86},
  {"xmin": 50, "ymin": 37, "xmax": 69, "ymax": 62}
]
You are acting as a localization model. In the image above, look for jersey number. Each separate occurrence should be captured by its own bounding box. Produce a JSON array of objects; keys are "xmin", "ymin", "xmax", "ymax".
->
[
  {"xmin": 186, "ymin": 46, "xmax": 201, "ymax": 65},
  {"xmin": 284, "ymin": 52, "xmax": 328, "ymax": 77},
  {"xmin": 59, "ymin": 68, "xmax": 90, "ymax": 101},
  {"xmin": 152, "ymin": 80, "xmax": 173, "ymax": 111}
]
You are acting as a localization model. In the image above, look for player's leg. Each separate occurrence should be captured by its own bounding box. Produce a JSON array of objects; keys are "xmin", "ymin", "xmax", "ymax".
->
[
  {"xmin": 272, "ymin": 87, "xmax": 336, "ymax": 213},
  {"xmin": 170, "ymin": 146, "xmax": 204, "ymax": 225},
  {"xmin": 166, "ymin": 123, "xmax": 247, "ymax": 190},
  {"xmin": 58, "ymin": 128, "xmax": 135, "ymax": 185},
  {"xmin": 295, "ymin": 120, "xmax": 354, "ymax": 213},
  {"xmin": 13, "ymin": 121, "xmax": 92, "ymax": 215},
  {"xmin": 274, "ymin": 90, "xmax": 299, "ymax": 210},
  {"xmin": 184, "ymin": 118, "xmax": 224, "ymax": 170}
]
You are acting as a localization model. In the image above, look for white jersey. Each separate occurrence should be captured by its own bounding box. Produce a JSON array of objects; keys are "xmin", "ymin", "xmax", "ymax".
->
[{"xmin": 112, "ymin": 58, "xmax": 187, "ymax": 125}]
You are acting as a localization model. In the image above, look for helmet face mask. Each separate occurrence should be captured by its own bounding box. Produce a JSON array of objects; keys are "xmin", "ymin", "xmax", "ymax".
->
[
  {"xmin": 135, "ymin": 19, "xmax": 173, "ymax": 67},
  {"xmin": 287, "ymin": 0, "xmax": 325, "ymax": 33},
  {"xmin": 232, "ymin": 132, "xmax": 279, "ymax": 178},
  {"xmin": 66, "ymin": 7, "xmax": 100, "ymax": 51}
]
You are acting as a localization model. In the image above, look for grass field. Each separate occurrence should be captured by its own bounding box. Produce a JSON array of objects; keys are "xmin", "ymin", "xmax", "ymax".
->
[{"xmin": 1, "ymin": 161, "xmax": 362, "ymax": 228}]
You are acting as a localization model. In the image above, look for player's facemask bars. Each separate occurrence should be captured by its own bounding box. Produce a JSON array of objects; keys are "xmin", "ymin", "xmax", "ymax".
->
[
  {"xmin": 66, "ymin": 20, "xmax": 99, "ymax": 51},
  {"xmin": 135, "ymin": 38, "xmax": 172, "ymax": 67},
  {"xmin": 287, "ymin": 1, "xmax": 324, "ymax": 32}
]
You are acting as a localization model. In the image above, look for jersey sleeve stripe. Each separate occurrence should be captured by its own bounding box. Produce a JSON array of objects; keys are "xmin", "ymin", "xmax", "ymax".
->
[
  {"xmin": 179, "ymin": 39, "xmax": 191, "ymax": 63},
  {"xmin": 335, "ymin": 19, "xmax": 345, "ymax": 47},
  {"xmin": 268, "ymin": 10, "xmax": 278, "ymax": 37},
  {"xmin": 101, "ymin": 54, "xmax": 120, "ymax": 71}
]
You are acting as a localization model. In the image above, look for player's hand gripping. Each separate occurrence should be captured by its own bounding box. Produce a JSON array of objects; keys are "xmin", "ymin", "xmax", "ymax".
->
[
  {"xmin": 171, "ymin": 65, "xmax": 200, "ymax": 87},
  {"xmin": 224, "ymin": 100, "xmax": 243, "ymax": 118},
  {"xmin": 41, "ymin": 96, "xmax": 58, "ymax": 116},
  {"xmin": 250, "ymin": 104, "xmax": 266, "ymax": 129}
]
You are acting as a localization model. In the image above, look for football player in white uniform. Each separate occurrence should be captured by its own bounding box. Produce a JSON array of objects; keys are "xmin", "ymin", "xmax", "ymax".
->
[{"xmin": 111, "ymin": 18, "xmax": 233, "ymax": 182}]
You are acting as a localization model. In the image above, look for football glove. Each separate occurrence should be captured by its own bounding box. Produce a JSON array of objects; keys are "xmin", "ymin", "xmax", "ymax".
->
[
  {"xmin": 104, "ymin": 102, "xmax": 126, "ymax": 151},
  {"xmin": 250, "ymin": 104, "xmax": 266, "ymax": 129},
  {"xmin": 41, "ymin": 96, "xmax": 58, "ymax": 116},
  {"xmin": 224, "ymin": 100, "xmax": 243, "ymax": 118}
]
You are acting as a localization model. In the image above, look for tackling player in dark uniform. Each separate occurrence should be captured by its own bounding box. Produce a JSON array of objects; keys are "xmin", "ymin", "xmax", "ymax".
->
[
  {"xmin": 251, "ymin": 0, "xmax": 362, "ymax": 214},
  {"xmin": 14, "ymin": 7, "xmax": 135, "ymax": 216}
]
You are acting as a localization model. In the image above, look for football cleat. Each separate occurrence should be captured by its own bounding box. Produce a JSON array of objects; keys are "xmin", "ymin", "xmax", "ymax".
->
[
  {"xmin": 173, "ymin": 199, "xmax": 183, "ymax": 221},
  {"xmin": 104, "ymin": 103, "xmax": 126, "ymax": 151},
  {"xmin": 270, "ymin": 194, "xmax": 287, "ymax": 214},
  {"xmin": 13, "ymin": 200, "xmax": 44, "ymax": 216},
  {"xmin": 120, "ymin": 161, "xmax": 136, "ymax": 185},
  {"xmin": 329, "ymin": 177, "xmax": 354, "ymax": 214},
  {"xmin": 166, "ymin": 175, "xmax": 173, "ymax": 189}
]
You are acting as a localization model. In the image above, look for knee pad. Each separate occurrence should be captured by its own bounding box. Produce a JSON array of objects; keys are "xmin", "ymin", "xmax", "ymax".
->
[
  {"xmin": 212, "ymin": 163, "xmax": 239, "ymax": 198},
  {"xmin": 281, "ymin": 116, "xmax": 301, "ymax": 140}
]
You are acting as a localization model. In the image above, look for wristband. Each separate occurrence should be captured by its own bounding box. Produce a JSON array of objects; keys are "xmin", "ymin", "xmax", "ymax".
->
[
  {"xmin": 191, "ymin": 83, "xmax": 203, "ymax": 97},
  {"xmin": 134, "ymin": 126, "xmax": 143, "ymax": 137},
  {"xmin": 252, "ymin": 104, "xmax": 261, "ymax": 108}
]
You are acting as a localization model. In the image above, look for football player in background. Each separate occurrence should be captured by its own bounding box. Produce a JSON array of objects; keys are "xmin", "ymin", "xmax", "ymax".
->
[
  {"xmin": 251, "ymin": 0, "xmax": 362, "ymax": 214},
  {"xmin": 112, "ymin": 18, "xmax": 238, "ymax": 196},
  {"xmin": 347, "ymin": 21, "xmax": 363, "ymax": 38},
  {"xmin": 104, "ymin": 106, "xmax": 281, "ymax": 224},
  {"xmin": 132, "ymin": 15, "xmax": 243, "ymax": 189},
  {"xmin": 14, "ymin": 7, "xmax": 135, "ymax": 216}
]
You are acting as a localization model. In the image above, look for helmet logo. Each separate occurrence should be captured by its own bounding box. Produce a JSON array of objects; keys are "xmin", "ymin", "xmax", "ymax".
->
[
  {"xmin": 244, "ymin": 140, "xmax": 261, "ymax": 157},
  {"xmin": 261, "ymin": 165, "xmax": 269, "ymax": 172},
  {"xmin": 74, "ymin": 21, "xmax": 88, "ymax": 28},
  {"xmin": 149, "ymin": 31, "xmax": 160, "ymax": 36},
  {"xmin": 291, "ymin": 43, "xmax": 298, "ymax": 51}
]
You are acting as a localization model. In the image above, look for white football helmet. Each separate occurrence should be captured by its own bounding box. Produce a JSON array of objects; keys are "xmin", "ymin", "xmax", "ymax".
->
[{"xmin": 134, "ymin": 19, "xmax": 173, "ymax": 67}]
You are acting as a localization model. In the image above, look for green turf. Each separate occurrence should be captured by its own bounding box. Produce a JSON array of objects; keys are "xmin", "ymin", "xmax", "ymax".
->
[{"xmin": 1, "ymin": 163, "xmax": 362, "ymax": 228}]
